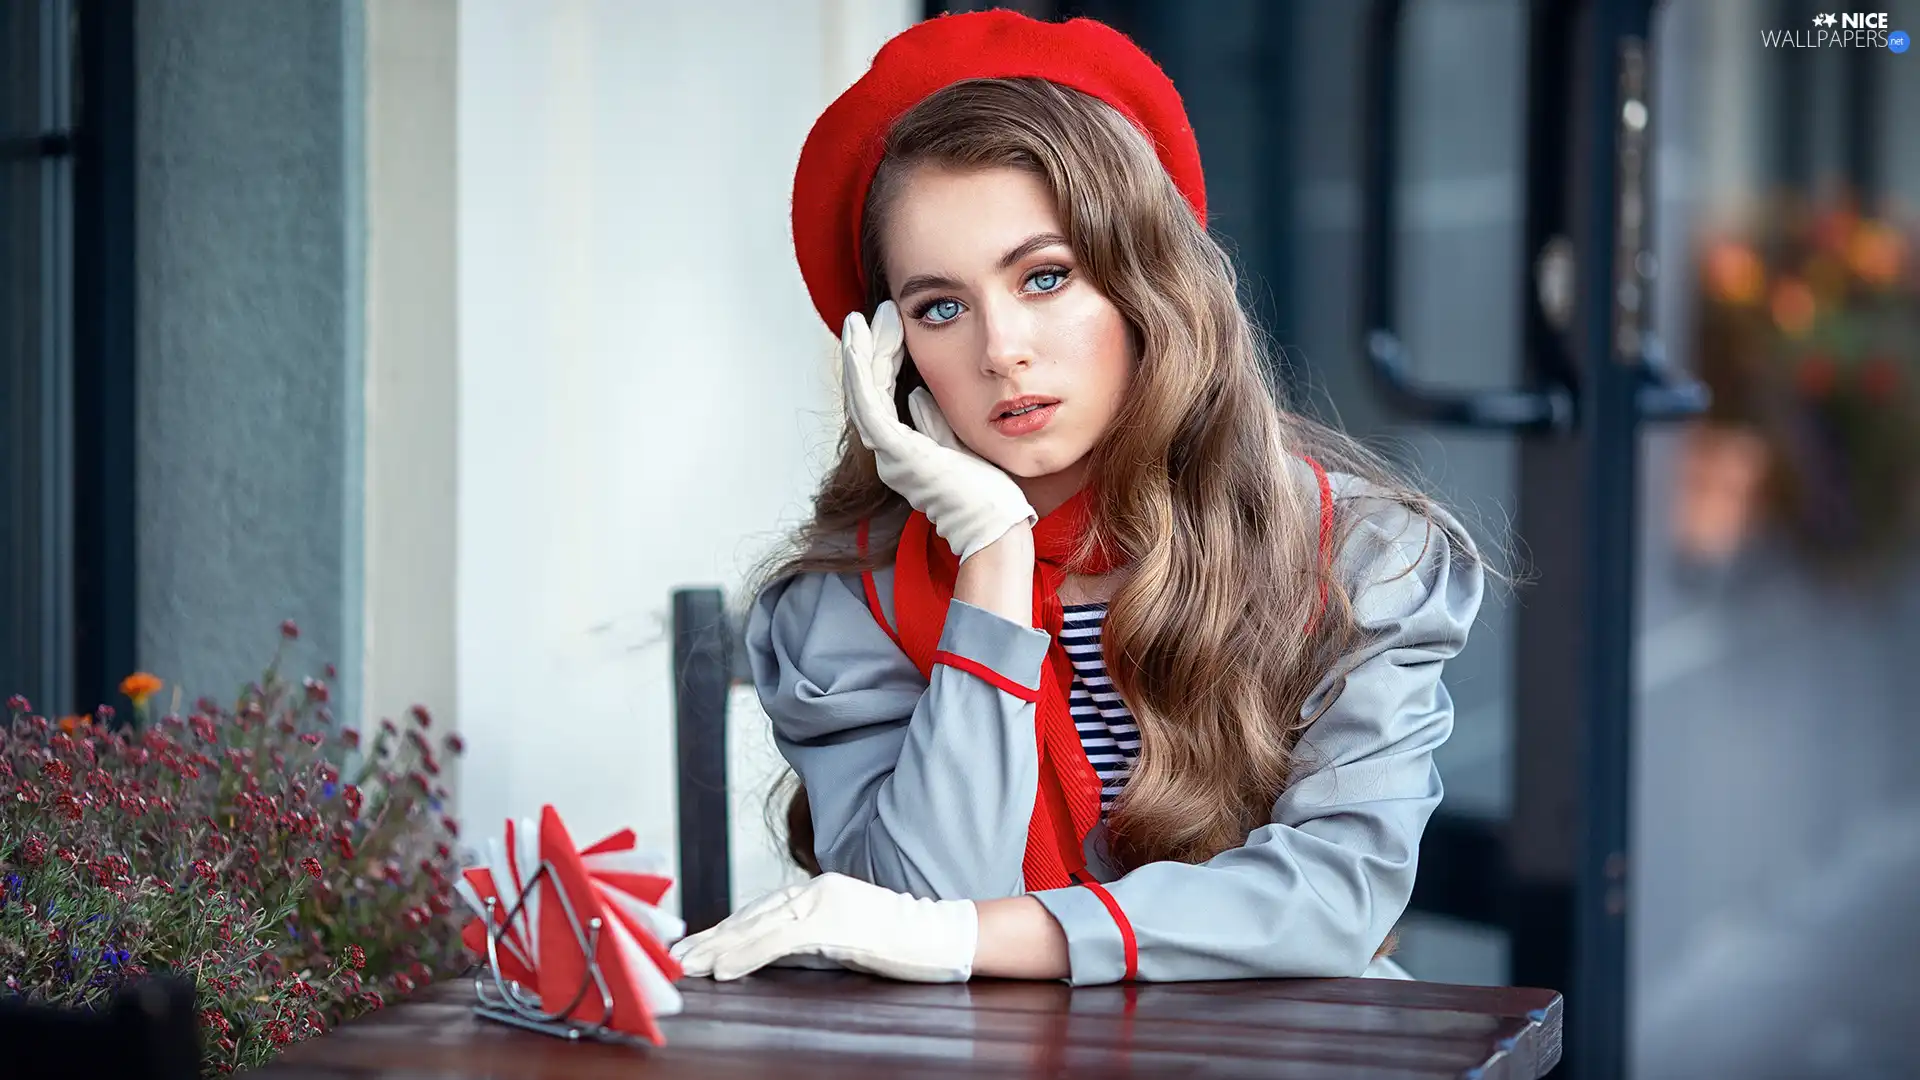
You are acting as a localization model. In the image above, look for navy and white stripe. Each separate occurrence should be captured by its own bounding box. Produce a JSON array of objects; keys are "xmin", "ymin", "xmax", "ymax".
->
[{"xmin": 1060, "ymin": 602, "xmax": 1138, "ymax": 812}]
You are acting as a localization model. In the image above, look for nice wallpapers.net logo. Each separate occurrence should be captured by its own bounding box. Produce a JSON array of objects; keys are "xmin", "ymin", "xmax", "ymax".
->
[{"xmin": 1761, "ymin": 11, "xmax": 1909, "ymax": 50}]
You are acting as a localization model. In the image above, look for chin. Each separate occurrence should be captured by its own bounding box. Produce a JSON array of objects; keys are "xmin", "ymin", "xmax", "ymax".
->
[{"xmin": 992, "ymin": 448, "xmax": 1080, "ymax": 479}]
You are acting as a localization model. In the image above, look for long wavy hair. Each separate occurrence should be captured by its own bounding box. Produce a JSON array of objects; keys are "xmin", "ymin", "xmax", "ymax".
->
[{"xmin": 744, "ymin": 77, "xmax": 1482, "ymax": 877}]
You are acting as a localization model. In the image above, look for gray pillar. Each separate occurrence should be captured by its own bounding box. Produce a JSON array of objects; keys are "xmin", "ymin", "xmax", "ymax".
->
[{"xmin": 135, "ymin": 0, "xmax": 364, "ymax": 721}]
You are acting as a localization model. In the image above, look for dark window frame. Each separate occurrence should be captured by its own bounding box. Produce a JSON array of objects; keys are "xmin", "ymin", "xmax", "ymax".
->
[{"xmin": 1, "ymin": 0, "xmax": 136, "ymax": 721}]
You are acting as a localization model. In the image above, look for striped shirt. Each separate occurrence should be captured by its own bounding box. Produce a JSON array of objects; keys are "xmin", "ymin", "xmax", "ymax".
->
[{"xmin": 1060, "ymin": 602, "xmax": 1139, "ymax": 813}]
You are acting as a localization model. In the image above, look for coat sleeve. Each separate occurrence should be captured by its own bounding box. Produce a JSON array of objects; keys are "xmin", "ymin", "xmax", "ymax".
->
[
  {"xmin": 743, "ymin": 564, "xmax": 1051, "ymax": 901},
  {"xmin": 1028, "ymin": 490, "xmax": 1486, "ymax": 984}
]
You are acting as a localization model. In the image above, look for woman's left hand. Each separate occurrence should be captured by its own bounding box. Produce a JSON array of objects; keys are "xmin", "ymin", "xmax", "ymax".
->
[{"xmin": 668, "ymin": 873, "xmax": 977, "ymax": 983}]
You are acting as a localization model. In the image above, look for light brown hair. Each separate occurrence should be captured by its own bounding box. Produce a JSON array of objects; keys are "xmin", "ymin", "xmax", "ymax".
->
[{"xmin": 745, "ymin": 77, "xmax": 1484, "ymax": 878}]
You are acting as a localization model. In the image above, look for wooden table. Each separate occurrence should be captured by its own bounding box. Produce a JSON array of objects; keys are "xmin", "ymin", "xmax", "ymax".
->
[{"xmin": 262, "ymin": 969, "xmax": 1562, "ymax": 1078}]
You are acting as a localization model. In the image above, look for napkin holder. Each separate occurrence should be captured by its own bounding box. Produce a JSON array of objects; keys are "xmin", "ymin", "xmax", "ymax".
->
[{"xmin": 468, "ymin": 859, "xmax": 647, "ymax": 1047}]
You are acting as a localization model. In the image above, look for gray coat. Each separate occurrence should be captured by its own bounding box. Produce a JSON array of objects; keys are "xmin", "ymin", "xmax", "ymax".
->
[{"xmin": 743, "ymin": 470, "xmax": 1485, "ymax": 985}]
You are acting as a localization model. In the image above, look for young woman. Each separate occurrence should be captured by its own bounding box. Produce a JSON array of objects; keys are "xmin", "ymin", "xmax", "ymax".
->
[{"xmin": 670, "ymin": 10, "xmax": 1486, "ymax": 987}]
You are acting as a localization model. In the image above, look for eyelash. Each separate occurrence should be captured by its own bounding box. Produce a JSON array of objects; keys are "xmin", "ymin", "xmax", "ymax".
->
[{"xmin": 908, "ymin": 266, "xmax": 1073, "ymax": 327}]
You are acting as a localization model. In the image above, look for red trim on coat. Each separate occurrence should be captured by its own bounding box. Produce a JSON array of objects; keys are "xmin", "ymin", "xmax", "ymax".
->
[
  {"xmin": 1079, "ymin": 880, "xmax": 1139, "ymax": 981},
  {"xmin": 856, "ymin": 518, "xmax": 903, "ymax": 650},
  {"xmin": 933, "ymin": 650, "xmax": 1041, "ymax": 702},
  {"xmin": 1302, "ymin": 455, "xmax": 1334, "ymax": 635}
]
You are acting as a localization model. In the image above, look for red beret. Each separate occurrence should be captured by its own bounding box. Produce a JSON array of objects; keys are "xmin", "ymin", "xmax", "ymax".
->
[{"xmin": 791, "ymin": 10, "xmax": 1207, "ymax": 333}]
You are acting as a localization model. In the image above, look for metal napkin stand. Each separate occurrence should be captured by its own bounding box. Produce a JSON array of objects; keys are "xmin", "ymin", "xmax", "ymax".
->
[{"xmin": 469, "ymin": 860, "xmax": 650, "ymax": 1046}]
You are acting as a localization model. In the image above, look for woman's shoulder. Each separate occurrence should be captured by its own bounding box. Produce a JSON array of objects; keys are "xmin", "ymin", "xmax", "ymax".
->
[
  {"xmin": 747, "ymin": 562, "xmax": 893, "ymax": 642},
  {"xmin": 1296, "ymin": 459, "xmax": 1485, "ymax": 629}
]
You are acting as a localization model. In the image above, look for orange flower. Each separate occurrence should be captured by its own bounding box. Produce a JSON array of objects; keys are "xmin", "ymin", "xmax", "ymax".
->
[
  {"xmin": 1705, "ymin": 241, "xmax": 1765, "ymax": 305},
  {"xmin": 1770, "ymin": 278, "xmax": 1817, "ymax": 337},
  {"xmin": 57, "ymin": 714, "xmax": 92, "ymax": 734},
  {"xmin": 1846, "ymin": 223, "xmax": 1906, "ymax": 285},
  {"xmin": 119, "ymin": 672, "xmax": 164, "ymax": 707}
]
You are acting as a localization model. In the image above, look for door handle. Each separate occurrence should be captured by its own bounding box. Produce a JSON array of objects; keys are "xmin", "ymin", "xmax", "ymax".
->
[
  {"xmin": 1608, "ymin": 35, "xmax": 1711, "ymax": 423},
  {"xmin": 1360, "ymin": 0, "xmax": 1706, "ymax": 431},
  {"xmin": 1360, "ymin": 0, "xmax": 1575, "ymax": 433}
]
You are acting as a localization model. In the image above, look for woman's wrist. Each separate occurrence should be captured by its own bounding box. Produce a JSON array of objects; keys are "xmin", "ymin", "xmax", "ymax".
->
[
  {"xmin": 970, "ymin": 895, "xmax": 1071, "ymax": 980},
  {"xmin": 953, "ymin": 524, "xmax": 1035, "ymax": 625}
]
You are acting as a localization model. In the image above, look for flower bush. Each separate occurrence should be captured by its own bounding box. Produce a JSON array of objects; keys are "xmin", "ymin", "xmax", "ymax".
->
[
  {"xmin": 0, "ymin": 622, "xmax": 471, "ymax": 1075},
  {"xmin": 1690, "ymin": 195, "xmax": 1920, "ymax": 574}
]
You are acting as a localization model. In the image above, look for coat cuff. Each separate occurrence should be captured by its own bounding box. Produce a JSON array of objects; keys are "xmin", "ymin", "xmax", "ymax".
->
[
  {"xmin": 1031, "ymin": 884, "xmax": 1132, "ymax": 986},
  {"xmin": 934, "ymin": 598, "xmax": 1050, "ymax": 697}
]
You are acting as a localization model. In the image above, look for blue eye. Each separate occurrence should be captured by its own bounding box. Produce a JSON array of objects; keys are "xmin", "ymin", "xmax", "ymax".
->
[
  {"xmin": 919, "ymin": 299, "xmax": 964, "ymax": 325},
  {"xmin": 1026, "ymin": 268, "xmax": 1069, "ymax": 293}
]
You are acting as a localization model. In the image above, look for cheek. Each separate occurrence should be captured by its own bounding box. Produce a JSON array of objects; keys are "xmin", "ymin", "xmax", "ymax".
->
[
  {"xmin": 901, "ymin": 332, "xmax": 979, "ymax": 415},
  {"xmin": 1057, "ymin": 298, "xmax": 1134, "ymax": 415}
]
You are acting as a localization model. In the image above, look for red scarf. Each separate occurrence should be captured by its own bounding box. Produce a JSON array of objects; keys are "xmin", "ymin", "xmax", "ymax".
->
[{"xmin": 854, "ymin": 461, "xmax": 1332, "ymax": 893}]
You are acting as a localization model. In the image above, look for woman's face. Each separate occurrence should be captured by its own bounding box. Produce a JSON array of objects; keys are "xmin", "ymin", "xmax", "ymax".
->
[{"xmin": 880, "ymin": 165, "xmax": 1134, "ymax": 517}]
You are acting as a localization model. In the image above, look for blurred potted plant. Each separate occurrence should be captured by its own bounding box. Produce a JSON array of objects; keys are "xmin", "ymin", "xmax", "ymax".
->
[
  {"xmin": 1683, "ymin": 195, "xmax": 1920, "ymax": 577},
  {"xmin": 0, "ymin": 621, "xmax": 471, "ymax": 1076}
]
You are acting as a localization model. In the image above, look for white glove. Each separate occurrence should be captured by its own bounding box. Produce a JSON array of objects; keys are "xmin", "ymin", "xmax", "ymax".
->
[
  {"xmin": 842, "ymin": 302, "xmax": 1037, "ymax": 563},
  {"xmin": 667, "ymin": 873, "xmax": 978, "ymax": 983}
]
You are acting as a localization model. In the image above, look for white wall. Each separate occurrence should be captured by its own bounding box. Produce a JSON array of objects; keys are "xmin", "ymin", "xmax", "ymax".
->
[
  {"xmin": 455, "ymin": 0, "xmax": 914, "ymax": 911},
  {"xmin": 363, "ymin": 0, "xmax": 460, "ymax": 786}
]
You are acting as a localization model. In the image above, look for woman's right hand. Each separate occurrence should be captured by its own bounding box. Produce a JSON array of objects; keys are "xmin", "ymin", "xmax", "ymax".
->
[{"xmin": 842, "ymin": 301, "xmax": 1037, "ymax": 563}]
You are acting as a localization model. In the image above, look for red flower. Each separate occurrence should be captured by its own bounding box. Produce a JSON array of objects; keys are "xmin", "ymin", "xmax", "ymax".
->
[
  {"xmin": 1796, "ymin": 353, "xmax": 1838, "ymax": 398},
  {"xmin": 334, "ymin": 834, "xmax": 356, "ymax": 860},
  {"xmin": 324, "ymin": 662, "xmax": 337, "ymax": 679},
  {"xmin": 39, "ymin": 759, "xmax": 72, "ymax": 785},
  {"xmin": 95, "ymin": 705, "xmax": 114, "ymax": 724},
  {"xmin": 342, "ymin": 785, "xmax": 363, "ymax": 818},
  {"xmin": 409, "ymin": 705, "xmax": 432, "ymax": 729},
  {"xmin": 394, "ymin": 973, "xmax": 415, "ymax": 996},
  {"xmin": 379, "ymin": 718, "xmax": 398, "ymax": 737},
  {"xmin": 189, "ymin": 714, "xmax": 217, "ymax": 743},
  {"xmin": 360, "ymin": 990, "xmax": 385, "ymax": 1010},
  {"xmin": 200, "ymin": 1009, "xmax": 231, "ymax": 1035},
  {"xmin": 5, "ymin": 694, "xmax": 28, "ymax": 714},
  {"xmin": 52, "ymin": 791, "xmax": 83, "ymax": 821},
  {"xmin": 407, "ymin": 772, "xmax": 431, "ymax": 795},
  {"xmin": 266, "ymin": 1019, "xmax": 294, "ymax": 1046},
  {"xmin": 281, "ymin": 619, "xmax": 300, "ymax": 640},
  {"xmin": 304, "ymin": 678, "xmax": 330, "ymax": 704},
  {"xmin": 339, "ymin": 728, "xmax": 361, "ymax": 749},
  {"xmin": 440, "ymin": 816, "xmax": 459, "ymax": 838},
  {"xmin": 344, "ymin": 944, "xmax": 366, "ymax": 970},
  {"xmin": 298, "ymin": 732, "xmax": 323, "ymax": 747},
  {"xmin": 443, "ymin": 733, "xmax": 465, "ymax": 755},
  {"xmin": 316, "ymin": 763, "xmax": 339, "ymax": 785},
  {"xmin": 434, "ymin": 843, "xmax": 452, "ymax": 860},
  {"xmin": 1860, "ymin": 354, "xmax": 1902, "ymax": 400},
  {"xmin": 192, "ymin": 860, "xmax": 216, "ymax": 883},
  {"xmin": 300, "ymin": 856, "xmax": 323, "ymax": 879}
]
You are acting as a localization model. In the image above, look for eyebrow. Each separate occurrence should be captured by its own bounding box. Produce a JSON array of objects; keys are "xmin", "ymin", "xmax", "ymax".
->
[{"xmin": 894, "ymin": 232, "xmax": 1071, "ymax": 300}]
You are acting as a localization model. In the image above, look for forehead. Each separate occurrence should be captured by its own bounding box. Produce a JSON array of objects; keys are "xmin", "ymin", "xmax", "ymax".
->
[{"xmin": 882, "ymin": 165, "xmax": 1064, "ymax": 270}]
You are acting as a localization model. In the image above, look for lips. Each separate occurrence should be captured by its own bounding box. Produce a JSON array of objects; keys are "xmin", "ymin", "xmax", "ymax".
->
[
  {"xmin": 989, "ymin": 395, "xmax": 1061, "ymax": 421},
  {"xmin": 988, "ymin": 401, "xmax": 1060, "ymax": 437}
]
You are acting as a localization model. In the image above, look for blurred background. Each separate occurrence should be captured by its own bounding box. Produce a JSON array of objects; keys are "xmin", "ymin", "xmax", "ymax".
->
[{"xmin": 3, "ymin": 1, "xmax": 1917, "ymax": 1077}]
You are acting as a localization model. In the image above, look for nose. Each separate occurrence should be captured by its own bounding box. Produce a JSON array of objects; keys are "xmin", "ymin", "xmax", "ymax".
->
[{"xmin": 978, "ymin": 296, "xmax": 1035, "ymax": 377}]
